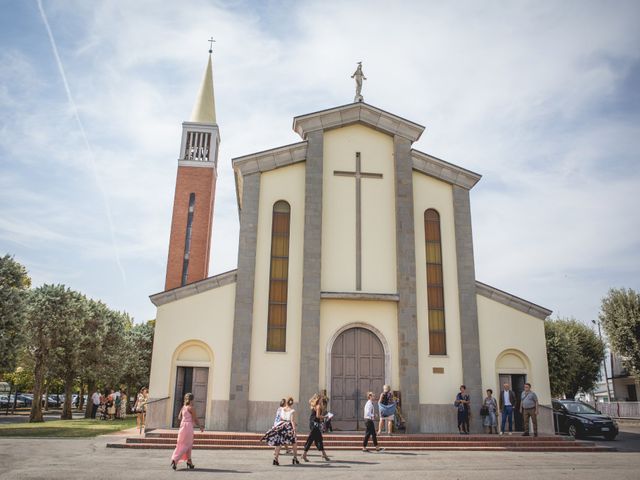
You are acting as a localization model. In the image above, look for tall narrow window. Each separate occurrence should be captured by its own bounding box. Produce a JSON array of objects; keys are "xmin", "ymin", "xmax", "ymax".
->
[
  {"xmin": 267, "ymin": 201, "xmax": 291, "ymax": 352},
  {"xmin": 181, "ymin": 193, "xmax": 196, "ymax": 286},
  {"xmin": 425, "ymin": 209, "xmax": 446, "ymax": 355}
]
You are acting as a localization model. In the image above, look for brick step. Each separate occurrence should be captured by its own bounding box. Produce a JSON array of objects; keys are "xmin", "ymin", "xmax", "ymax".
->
[
  {"xmin": 127, "ymin": 437, "xmax": 594, "ymax": 448},
  {"xmin": 107, "ymin": 442, "xmax": 614, "ymax": 452},
  {"xmin": 145, "ymin": 432, "xmax": 572, "ymax": 442}
]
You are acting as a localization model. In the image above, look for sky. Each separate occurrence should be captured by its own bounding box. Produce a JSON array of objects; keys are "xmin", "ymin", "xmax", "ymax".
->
[{"xmin": 0, "ymin": 0, "xmax": 639, "ymax": 328}]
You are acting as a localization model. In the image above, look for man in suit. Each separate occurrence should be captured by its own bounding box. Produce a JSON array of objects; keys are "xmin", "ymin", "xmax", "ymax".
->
[{"xmin": 499, "ymin": 383, "xmax": 516, "ymax": 434}]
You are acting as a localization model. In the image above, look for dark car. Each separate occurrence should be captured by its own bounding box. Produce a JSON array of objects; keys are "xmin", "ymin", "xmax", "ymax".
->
[{"xmin": 552, "ymin": 400, "xmax": 618, "ymax": 440}]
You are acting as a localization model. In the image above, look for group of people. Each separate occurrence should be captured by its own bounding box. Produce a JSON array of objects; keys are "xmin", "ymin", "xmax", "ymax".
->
[
  {"xmin": 167, "ymin": 382, "xmax": 540, "ymax": 470},
  {"xmin": 89, "ymin": 386, "xmax": 149, "ymax": 431},
  {"xmin": 90, "ymin": 388, "xmax": 127, "ymax": 421},
  {"xmin": 455, "ymin": 382, "xmax": 540, "ymax": 436}
]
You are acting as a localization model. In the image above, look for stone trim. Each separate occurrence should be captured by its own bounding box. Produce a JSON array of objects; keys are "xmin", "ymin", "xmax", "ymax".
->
[
  {"xmin": 228, "ymin": 172, "xmax": 261, "ymax": 431},
  {"xmin": 393, "ymin": 135, "xmax": 421, "ymax": 433},
  {"xmin": 149, "ymin": 269, "xmax": 237, "ymax": 306},
  {"xmin": 232, "ymin": 141, "xmax": 307, "ymax": 176},
  {"xmin": 412, "ymin": 149, "xmax": 481, "ymax": 190},
  {"xmin": 177, "ymin": 160, "xmax": 217, "ymax": 169},
  {"xmin": 476, "ymin": 281, "xmax": 552, "ymax": 319},
  {"xmin": 298, "ymin": 130, "xmax": 324, "ymax": 431},
  {"xmin": 320, "ymin": 291, "xmax": 399, "ymax": 302},
  {"xmin": 293, "ymin": 102, "xmax": 425, "ymax": 142},
  {"xmin": 452, "ymin": 185, "xmax": 483, "ymax": 433}
]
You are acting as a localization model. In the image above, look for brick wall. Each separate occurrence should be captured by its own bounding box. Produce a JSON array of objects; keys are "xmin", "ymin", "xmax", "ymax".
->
[{"xmin": 165, "ymin": 165, "xmax": 217, "ymax": 290}]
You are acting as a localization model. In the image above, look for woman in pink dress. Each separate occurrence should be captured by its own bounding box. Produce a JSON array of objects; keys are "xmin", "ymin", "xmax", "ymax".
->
[{"xmin": 170, "ymin": 393, "xmax": 204, "ymax": 470}]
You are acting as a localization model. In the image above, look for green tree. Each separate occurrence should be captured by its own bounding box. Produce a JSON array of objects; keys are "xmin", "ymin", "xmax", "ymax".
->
[
  {"xmin": 26, "ymin": 284, "xmax": 80, "ymax": 422},
  {"xmin": 79, "ymin": 300, "xmax": 110, "ymax": 418},
  {"xmin": 0, "ymin": 254, "xmax": 31, "ymax": 374},
  {"xmin": 49, "ymin": 290, "xmax": 89, "ymax": 419},
  {"xmin": 545, "ymin": 317, "xmax": 605, "ymax": 399},
  {"xmin": 599, "ymin": 288, "xmax": 640, "ymax": 379},
  {"xmin": 121, "ymin": 319, "xmax": 155, "ymax": 400}
]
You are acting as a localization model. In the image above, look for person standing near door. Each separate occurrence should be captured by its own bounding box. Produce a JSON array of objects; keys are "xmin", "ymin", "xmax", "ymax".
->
[
  {"xmin": 362, "ymin": 392, "xmax": 382, "ymax": 452},
  {"xmin": 500, "ymin": 382, "xmax": 516, "ymax": 435},
  {"xmin": 520, "ymin": 382, "xmax": 539, "ymax": 437},
  {"xmin": 377, "ymin": 385, "xmax": 396, "ymax": 435}
]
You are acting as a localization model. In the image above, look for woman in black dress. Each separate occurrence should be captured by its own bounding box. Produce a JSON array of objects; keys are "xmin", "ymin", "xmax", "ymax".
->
[{"xmin": 301, "ymin": 394, "xmax": 330, "ymax": 462}]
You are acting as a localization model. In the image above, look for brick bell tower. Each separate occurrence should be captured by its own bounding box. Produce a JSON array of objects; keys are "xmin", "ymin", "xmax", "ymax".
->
[{"xmin": 165, "ymin": 50, "xmax": 220, "ymax": 290}]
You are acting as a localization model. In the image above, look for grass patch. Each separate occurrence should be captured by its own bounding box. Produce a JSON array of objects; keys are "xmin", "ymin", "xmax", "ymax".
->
[{"xmin": 0, "ymin": 417, "xmax": 137, "ymax": 438}]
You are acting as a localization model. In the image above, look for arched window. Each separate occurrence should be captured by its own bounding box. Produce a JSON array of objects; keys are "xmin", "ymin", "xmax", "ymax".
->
[
  {"xmin": 425, "ymin": 209, "xmax": 446, "ymax": 355},
  {"xmin": 267, "ymin": 201, "xmax": 291, "ymax": 352}
]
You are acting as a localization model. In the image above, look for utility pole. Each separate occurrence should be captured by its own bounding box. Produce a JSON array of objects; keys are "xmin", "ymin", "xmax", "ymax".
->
[{"xmin": 592, "ymin": 319, "xmax": 614, "ymax": 402}]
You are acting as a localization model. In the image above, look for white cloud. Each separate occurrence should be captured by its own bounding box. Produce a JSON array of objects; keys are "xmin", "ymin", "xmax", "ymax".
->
[{"xmin": 0, "ymin": 0, "xmax": 638, "ymax": 324}]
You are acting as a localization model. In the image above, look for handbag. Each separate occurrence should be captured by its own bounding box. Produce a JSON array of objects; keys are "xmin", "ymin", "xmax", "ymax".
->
[{"xmin": 480, "ymin": 405, "xmax": 489, "ymax": 416}]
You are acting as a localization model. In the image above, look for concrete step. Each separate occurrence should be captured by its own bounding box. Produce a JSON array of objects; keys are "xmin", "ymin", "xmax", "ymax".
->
[{"xmin": 106, "ymin": 442, "xmax": 614, "ymax": 452}]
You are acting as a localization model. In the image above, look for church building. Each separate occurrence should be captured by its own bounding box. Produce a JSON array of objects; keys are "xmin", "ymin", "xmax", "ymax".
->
[{"xmin": 146, "ymin": 53, "xmax": 554, "ymax": 434}]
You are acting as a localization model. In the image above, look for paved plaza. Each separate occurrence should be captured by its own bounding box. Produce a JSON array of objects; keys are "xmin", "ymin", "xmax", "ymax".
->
[{"xmin": 1, "ymin": 429, "xmax": 640, "ymax": 480}]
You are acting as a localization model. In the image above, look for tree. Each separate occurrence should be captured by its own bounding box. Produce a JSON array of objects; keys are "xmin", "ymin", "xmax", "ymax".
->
[
  {"xmin": 25, "ymin": 284, "xmax": 80, "ymax": 422},
  {"xmin": 49, "ymin": 290, "xmax": 89, "ymax": 419},
  {"xmin": 0, "ymin": 254, "xmax": 31, "ymax": 374},
  {"xmin": 121, "ymin": 319, "xmax": 155, "ymax": 401},
  {"xmin": 600, "ymin": 288, "xmax": 640, "ymax": 380},
  {"xmin": 545, "ymin": 317, "xmax": 605, "ymax": 399},
  {"xmin": 79, "ymin": 300, "xmax": 110, "ymax": 418}
]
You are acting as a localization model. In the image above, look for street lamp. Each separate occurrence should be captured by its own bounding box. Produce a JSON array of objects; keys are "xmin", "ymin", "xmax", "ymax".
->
[{"xmin": 592, "ymin": 319, "xmax": 614, "ymax": 402}]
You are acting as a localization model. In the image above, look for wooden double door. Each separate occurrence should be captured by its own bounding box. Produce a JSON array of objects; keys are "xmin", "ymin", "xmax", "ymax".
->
[
  {"xmin": 172, "ymin": 366, "xmax": 208, "ymax": 428},
  {"xmin": 331, "ymin": 328, "xmax": 385, "ymax": 430}
]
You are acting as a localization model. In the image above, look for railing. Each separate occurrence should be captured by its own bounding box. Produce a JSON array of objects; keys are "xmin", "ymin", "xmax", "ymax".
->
[{"xmin": 588, "ymin": 401, "xmax": 640, "ymax": 418}]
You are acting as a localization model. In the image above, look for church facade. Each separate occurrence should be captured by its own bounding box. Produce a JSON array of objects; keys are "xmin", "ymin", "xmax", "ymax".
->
[{"xmin": 146, "ymin": 56, "xmax": 554, "ymax": 433}]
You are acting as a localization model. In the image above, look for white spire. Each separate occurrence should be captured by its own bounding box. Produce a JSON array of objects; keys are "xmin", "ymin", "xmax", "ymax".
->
[{"xmin": 190, "ymin": 53, "xmax": 216, "ymax": 124}]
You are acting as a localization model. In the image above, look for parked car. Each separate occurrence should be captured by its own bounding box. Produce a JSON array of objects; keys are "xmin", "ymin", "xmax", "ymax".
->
[
  {"xmin": 552, "ymin": 399, "xmax": 619, "ymax": 440},
  {"xmin": 0, "ymin": 395, "xmax": 25, "ymax": 408},
  {"xmin": 16, "ymin": 394, "xmax": 32, "ymax": 406}
]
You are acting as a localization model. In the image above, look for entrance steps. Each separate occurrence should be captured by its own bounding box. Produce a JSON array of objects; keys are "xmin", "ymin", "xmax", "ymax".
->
[{"xmin": 106, "ymin": 430, "xmax": 614, "ymax": 452}]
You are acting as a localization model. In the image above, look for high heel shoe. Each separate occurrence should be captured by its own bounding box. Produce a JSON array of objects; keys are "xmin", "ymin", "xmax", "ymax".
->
[
  {"xmin": 273, "ymin": 458, "xmax": 279, "ymax": 466},
  {"xmin": 170, "ymin": 460, "xmax": 176, "ymax": 470},
  {"xmin": 322, "ymin": 454, "xmax": 331, "ymax": 461},
  {"xmin": 292, "ymin": 456, "xmax": 300, "ymax": 464},
  {"xmin": 186, "ymin": 461, "xmax": 195, "ymax": 469},
  {"xmin": 301, "ymin": 454, "xmax": 309, "ymax": 462}
]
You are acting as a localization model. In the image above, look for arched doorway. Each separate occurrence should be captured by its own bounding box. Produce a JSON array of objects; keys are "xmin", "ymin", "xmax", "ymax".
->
[
  {"xmin": 171, "ymin": 341, "xmax": 212, "ymax": 428},
  {"xmin": 330, "ymin": 327, "xmax": 385, "ymax": 430}
]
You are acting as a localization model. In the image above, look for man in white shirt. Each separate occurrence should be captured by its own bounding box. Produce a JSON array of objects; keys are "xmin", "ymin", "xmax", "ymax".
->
[
  {"xmin": 90, "ymin": 389, "xmax": 101, "ymax": 419},
  {"xmin": 362, "ymin": 392, "xmax": 382, "ymax": 452}
]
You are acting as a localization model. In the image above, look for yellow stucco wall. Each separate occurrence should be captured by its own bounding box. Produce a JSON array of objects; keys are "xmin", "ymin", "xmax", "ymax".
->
[
  {"xmin": 412, "ymin": 171, "xmax": 463, "ymax": 403},
  {"xmin": 148, "ymin": 281, "xmax": 236, "ymax": 426},
  {"xmin": 322, "ymin": 124, "xmax": 397, "ymax": 293},
  {"xmin": 249, "ymin": 162, "xmax": 305, "ymax": 401},
  {"xmin": 319, "ymin": 299, "xmax": 399, "ymax": 393},
  {"xmin": 477, "ymin": 294, "xmax": 552, "ymax": 404}
]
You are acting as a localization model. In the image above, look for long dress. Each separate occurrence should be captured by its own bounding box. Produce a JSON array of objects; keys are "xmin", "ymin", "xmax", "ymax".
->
[
  {"xmin": 120, "ymin": 394, "xmax": 127, "ymax": 419},
  {"xmin": 171, "ymin": 406, "xmax": 195, "ymax": 463},
  {"xmin": 261, "ymin": 408, "xmax": 296, "ymax": 446}
]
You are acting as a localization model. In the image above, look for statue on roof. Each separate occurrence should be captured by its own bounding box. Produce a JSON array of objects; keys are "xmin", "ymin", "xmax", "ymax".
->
[{"xmin": 351, "ymin": 62, "xmax": 366, "ymax": 102}]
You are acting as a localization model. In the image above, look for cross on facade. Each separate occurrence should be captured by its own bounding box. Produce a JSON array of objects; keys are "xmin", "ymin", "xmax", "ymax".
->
[
  {"xmin": 208, "ymin": 37, "xmax": 216, "ymax": 53},
  {"xmin": 334, "ymin": 152, "xmax": 383, "ymax": 291}
]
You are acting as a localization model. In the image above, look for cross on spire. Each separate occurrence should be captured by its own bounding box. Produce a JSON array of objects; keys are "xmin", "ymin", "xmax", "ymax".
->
[{"xmin": 208, "ymin": 37, "xmax": 216, "ymax": 54}]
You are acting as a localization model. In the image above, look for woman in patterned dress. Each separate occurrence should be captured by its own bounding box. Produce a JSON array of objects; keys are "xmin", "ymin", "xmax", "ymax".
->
[
  {"xmin": 119, "ymin": 389, "xmax": 127, "ymax": 419},
  {"xmin": 261, "ymin": 397, "xmax": 300, "ymax": 466}
]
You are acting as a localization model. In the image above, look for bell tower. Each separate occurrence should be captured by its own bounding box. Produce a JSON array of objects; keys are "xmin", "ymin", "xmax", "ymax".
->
[{"xmin": 165, "ymin": 50, "xmax": 220, "ymax": 290}]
